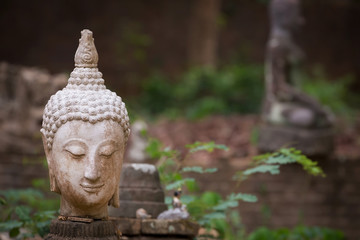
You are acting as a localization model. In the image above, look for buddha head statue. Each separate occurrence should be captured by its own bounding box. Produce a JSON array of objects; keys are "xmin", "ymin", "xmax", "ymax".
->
[{"xmin": 40, "ymin": 29, "xmax": 130, "ymax": 219}]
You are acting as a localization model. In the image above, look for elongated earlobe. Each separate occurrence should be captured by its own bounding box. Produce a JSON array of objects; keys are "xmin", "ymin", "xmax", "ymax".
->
[
  {"xmin": 41, "ymin": 132, "xmax": 60, "ymax": 194},
  {"xmin": 109, "ymin": 184, "xmax": 120, "ymax": 208}
]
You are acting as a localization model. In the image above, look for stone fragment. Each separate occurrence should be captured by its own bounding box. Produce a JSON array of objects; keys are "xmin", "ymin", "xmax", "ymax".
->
[
  {"xmin": 0, "ymin": 62, "xmax": 67, "ymax": 154},
  {"xmin": 111, "ymin": 217, "xmax": 141, "ymax": 235},
  {"xmin": 109, "ymin": 163, "xmax": 167, "ymax": 218},
  {"xmin": 141, "ymin": 219, "xmax": 199, "ymax": 237}
]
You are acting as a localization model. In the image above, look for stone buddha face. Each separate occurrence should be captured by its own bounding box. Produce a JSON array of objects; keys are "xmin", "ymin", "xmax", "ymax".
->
[
  {"xmin": 44, "ymin": 121, "xmax": 124, "ymax": 219},
  {"xmin": 41, "ymin": 29, "xmax": 130, "ymax": 219}
]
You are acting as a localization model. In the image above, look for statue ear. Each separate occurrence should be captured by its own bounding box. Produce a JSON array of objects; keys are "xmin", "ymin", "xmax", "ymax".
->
[
  {"xmin": 41, "ymin": 132, "xmax": 60, "ymax": 194},
  {"xmin": 109, "ymin": 183, "xmax": 120, "ymax": 208}
]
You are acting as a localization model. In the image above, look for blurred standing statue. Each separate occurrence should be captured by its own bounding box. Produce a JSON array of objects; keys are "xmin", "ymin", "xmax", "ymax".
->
[
  {"xmin": 258, "ymin": 0, "xmax": 334, "ymax": 156},
  {"xmin": 42, "ymin": 29, "xmax": 130, "ymax": 239}
]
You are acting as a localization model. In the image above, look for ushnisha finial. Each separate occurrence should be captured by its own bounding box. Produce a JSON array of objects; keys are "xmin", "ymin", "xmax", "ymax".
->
[{"xmin": 74, "ymin": 29, "xmax": 99, "ymax": 68}]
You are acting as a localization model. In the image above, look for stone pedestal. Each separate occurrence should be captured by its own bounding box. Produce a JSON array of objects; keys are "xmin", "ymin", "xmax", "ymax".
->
[
  {"xmin": 258, "ymin": 124, "xmax": 334, "ymax": 156},
  {"xmin": 111, "ymin": 217, "xmax": 199, "ymax": 240},
  {"xmin": 45, "ymin": 219, "xmax": 119, "ymax": 240},
  {"xmin": 109, "ymin": 164, "xmax": 167, "ymax": 218}
]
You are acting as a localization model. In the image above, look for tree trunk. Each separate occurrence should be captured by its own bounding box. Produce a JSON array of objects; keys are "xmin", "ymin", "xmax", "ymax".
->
[{"xmin": 188, "ymin": 0, "xmax": 221, "ymax": 68}]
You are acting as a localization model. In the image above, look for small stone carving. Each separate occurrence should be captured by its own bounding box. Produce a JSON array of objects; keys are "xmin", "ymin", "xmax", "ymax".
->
[
  {"xmin": 157, "ymin": 189, "xmax": 190, "ymax": 220},
  {"xmin": 258, "ymin": 0, "xmax": 334, "ymax": 155},
  {"xmin": 172, "ymin": 189, "xmax": 183, "ymax": 209},
  {"xmin": 41, "ymin": 29, "xmax": 130, "ymax": 219}
]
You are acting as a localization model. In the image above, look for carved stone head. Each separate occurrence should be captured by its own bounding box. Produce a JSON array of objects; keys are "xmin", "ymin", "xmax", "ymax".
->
[{"xmin": 40, "ymin": 29, "xmax": 130, "ymax": 219}]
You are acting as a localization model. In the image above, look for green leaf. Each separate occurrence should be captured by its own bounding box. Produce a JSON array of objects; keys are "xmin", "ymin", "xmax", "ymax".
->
[
  {"xmin": 213, "ymin": 200, "xmax": 238, "ymax": 211},
  {"xmin": 165, "ymin": 178, "xmax": 195, "ymax": 190},
  {"xmin": 181, "ymin": 166, "xmax": 218, "ymax": 174},
  {"xmin": 185, "ymin": 179, "xmax": 199, "ymax": 192},
  {"xmin": 230, "ymin": 193, "xmax": 258, "ymax": 203},
  {"xmin": 0, "ymin": 220, "xmax": 23, "ymax": 231},
  {"xmin": 186, "ymin": 141, "xmax": 229, "ymax": 153},
  {"xmin": 200, "ymin": 191, "xmax": 222, "ymax": 207},
  {"xmin": 146, "ymin": 138, "xmax": 161, "ymax": 157},
  {"xmin": 165, "ymin": 196, "xmax": 172, "ymax": 206},
  {"xmin": 0, "ymin": 196, "xmax": 6, "ymax": 205},
  {"xmin": 265, "ymin": 155, "xmax": 297, "ymax": 164},
  {"xmin": 243, "ymin": 165, "xmax": 280, "ymax": 175},
  {"xmin": 34, "ymin": 210, "xmax": 57, "ymax": 221},
  {"xmin": 202, "ymin": 212, "xmax": 226, "ymax": 220},
  {"xmin": 15, "ymin": 205, "xmax": 32, "ymax": 221},
  {"xmin": 180, "ymin": 195, "xmax": 196, "ymax": 205},
  {"xmin": 9, "ymin": 227, "xmax": 20, "ymax": 238}
]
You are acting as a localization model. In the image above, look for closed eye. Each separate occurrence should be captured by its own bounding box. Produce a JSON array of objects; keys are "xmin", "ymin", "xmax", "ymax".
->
[
  {"xmin": 64, "ymin": 145, "xmax": 86, "ymax": 159},
  {"xmin": 66, "ymin": 150, "xmax": 85, "ymax": 159},
  {"xmin": 99, "ymin": 150, "xmax": 118, "ymax": 158}
]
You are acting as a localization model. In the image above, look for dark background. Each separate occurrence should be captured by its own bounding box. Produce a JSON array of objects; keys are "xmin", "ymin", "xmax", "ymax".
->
[{"xmin": 0, "ymin": 0, "xmax": 359, "ymax": 96}]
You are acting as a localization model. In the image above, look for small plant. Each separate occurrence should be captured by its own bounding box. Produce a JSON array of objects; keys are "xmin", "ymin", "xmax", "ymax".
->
[
  {"xmin": 296, "ymin": 67, "xmax": 358, "ymax": 120},
  {"xmin": 0, "ymin": 188, "xmax": 59, "ymax": 238},
  {"xmin": 146, "ymin": 137, "xmax": 328, "ymax": 240},
  {"xmin": 133, "ymin": 63, "xmax": 264, "ymax": 120},
  {"xmin": 233, "ymin": 147, "xmax": 325, "ymax": 184}
]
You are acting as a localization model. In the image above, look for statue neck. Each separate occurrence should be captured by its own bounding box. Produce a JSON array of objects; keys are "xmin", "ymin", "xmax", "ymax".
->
[{"xmin": 60, "ymin": 197, "xmax": 108, "ymax": 220}]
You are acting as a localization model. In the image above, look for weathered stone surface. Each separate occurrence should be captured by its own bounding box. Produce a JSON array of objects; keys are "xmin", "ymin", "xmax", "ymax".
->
[
  {"xmin": 121, "ymin": 237, "xmax": 190, "ymax": 240},
  {"xmin": 109, "ymin": 164, "xmax": 168, "ymax": 218},
  {"xmin": 141, "ymin": 219, "xmax": 199, "ymax": 237},
  {"xmin": 0, "ymin": 62, "xmax": 67, "ymax": 154},
  {"xmin": 119, "ymin": 164, "xmax": 162, "ymax": 189},
  {"xmin": 45, "ymin": 219, "xmax": 118, "ymax": 239},
  {"xmin": 111, "ymin": 217, "xmax": 141, "ymax": 235},
  {"xmin": 258, "ymin": 125, "xmax": 334, "ymax": 156},
  {"xmin": 110, "ymin": 201, "xmax": 167, "ymax": 219},
  {"xmin": 41, "ymin": 29, "xmax": 130, "ymax": 219},
  {"xmin": 157, "ymin": 208, "xmax": 189, "ymax": 220},
  {"xmin": 119, "ymin": 188, "xmax": 165, "ymax": 202}
]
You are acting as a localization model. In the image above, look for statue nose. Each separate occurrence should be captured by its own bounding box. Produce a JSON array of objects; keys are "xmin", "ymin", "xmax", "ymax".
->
[{"xmin": 84, "ymin": 155, "xmax": 100, "ymax": 182}]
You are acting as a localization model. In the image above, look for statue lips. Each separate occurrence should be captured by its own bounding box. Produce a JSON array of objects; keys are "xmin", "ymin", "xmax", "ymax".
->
[{"xmin": 80, "ymin": 183, "xmax": 105, "ymax": 193}]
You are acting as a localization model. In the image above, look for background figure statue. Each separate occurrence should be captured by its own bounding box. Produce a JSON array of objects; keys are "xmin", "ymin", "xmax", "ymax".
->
[
  {"xmin": 263, "ymin": 0, "xmax": 334, "ymax": 128},
  {"xmin": 259, "ymin": 0, "xmax": 334, "ymax": 156}
]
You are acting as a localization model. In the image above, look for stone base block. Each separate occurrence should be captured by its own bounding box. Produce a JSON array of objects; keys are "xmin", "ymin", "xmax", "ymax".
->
[
  {"xmin": 109, "ymin": 201, "xmax": 167, "ymax": 219},
  {"xmin": 111, "ymin": 217, "xmax": 199, "ymax": 240},
  {"xmin": 258, "ymin": 125, "xmax": 334, "ymax": 156},
  {"xmin": 45, "ymin": 219, "xmax": 119, "ymax": 240}
]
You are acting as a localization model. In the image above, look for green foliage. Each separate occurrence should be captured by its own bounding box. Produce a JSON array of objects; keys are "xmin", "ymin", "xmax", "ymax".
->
[
  {"xmin": 247, "ymin": 226, "xmax": 345, "ymax": 240},
  {"xmin": 186, "ymin": 141, "xmax": 229, "ymax": 153},
  {"xmin": 134, "ymin": 64, "xmax": 264, "ymax": 119},
  {"xmin": 181, "ymin": 166, "xmax": 218, "ymax": 174},
  {"xmin": 297, "ymin": 67, "xmax": 358, "ymax": 119},
  {"xmin": 0, "ymin": 188, "xmax": 59, "ymax": 238},
  {"xmin": 235, "ymin": 148, "xmax": 325, "ymax": 183},
  {"xmin": 147, "ymin": 136, "xmax": 334, "ymax": 240}
]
